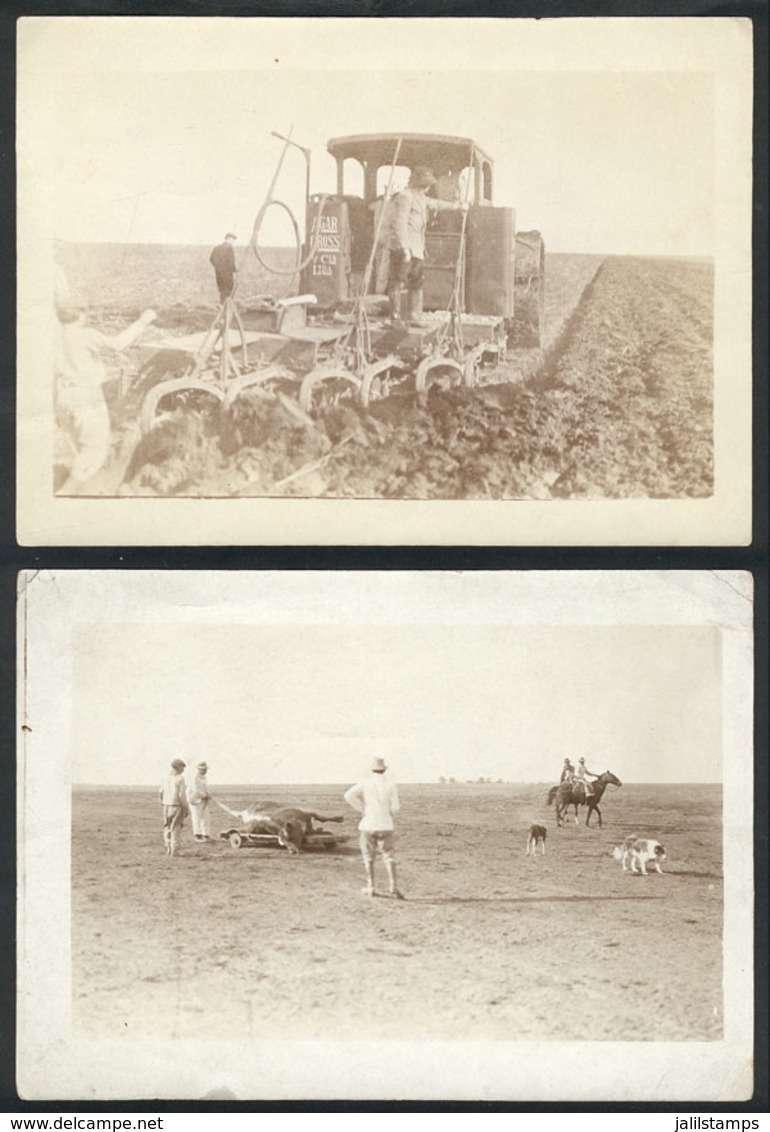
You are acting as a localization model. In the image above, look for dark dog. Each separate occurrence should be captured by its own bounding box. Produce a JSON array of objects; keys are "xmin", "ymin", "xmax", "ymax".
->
[{"xmin": 526, "ymin": 824, "xmax": 547, "ymax": 856}]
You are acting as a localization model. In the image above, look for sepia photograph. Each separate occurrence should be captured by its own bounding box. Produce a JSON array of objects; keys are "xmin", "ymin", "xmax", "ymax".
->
[
  {"xmin": 17, "ymin": 571, "xmax": 754, "ymax": 1101},
  {"xmin": 16, "ymin": 17, "xmax": 753, "ymax": 545}
]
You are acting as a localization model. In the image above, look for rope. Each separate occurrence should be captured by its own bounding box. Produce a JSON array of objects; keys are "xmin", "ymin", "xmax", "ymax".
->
[
  {"xmin": 436, "ymin": 143, "xmax": 476, "ymax": 358},
  {"xmin": 245, "ymin": 127, "xmax": 329, "ymax": 291},
  {"xmin": 249, "ymin": 195, "xmax": 329, "ymax": 281},
  {"xmin": 333, "ymin": 137, "xmax": 404, "ymax": 369}
]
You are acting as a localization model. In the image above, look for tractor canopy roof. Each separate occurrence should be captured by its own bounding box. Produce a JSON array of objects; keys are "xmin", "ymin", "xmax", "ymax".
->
[{"xmin": 326, "ymin": 133, "xmax": 493, "ymax": 176}]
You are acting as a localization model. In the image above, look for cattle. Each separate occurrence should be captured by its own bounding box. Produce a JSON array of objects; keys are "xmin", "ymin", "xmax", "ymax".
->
[{"xmin": 215, "ymin": 799, "xmax": 344, "ymax": 853}]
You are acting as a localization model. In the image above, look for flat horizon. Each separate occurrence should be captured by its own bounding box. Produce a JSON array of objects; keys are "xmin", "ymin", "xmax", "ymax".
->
[
  {"xmin": 57, "ymin": 239, "xmax": 714, "ymax": 261},
  {"xmin": 73, "ymin": 780, "xmax": 722, "ymax": 790}
]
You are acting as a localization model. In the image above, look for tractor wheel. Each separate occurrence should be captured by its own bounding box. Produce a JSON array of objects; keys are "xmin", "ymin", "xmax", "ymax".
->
[
  {"xmin": 298, "ymin": 368, "xmax": 362, "ymax": 416},
  {"xmin": 359, "ymin": 354, "xmax": 401, "ymax": 409},
  {"xmin": 414, "ymin": 357, "xmax": 464, "ymax": 395},
  {"xmin": 139, "ymin": 378, "xmax": 225, "ymax": 435},
  {"xmin": 221, "ymin": 369, "xmax": 299, "ymax": 414},
  {"xmin": 511, "ymin": 230, "xmax": 546, "ymax": 350},
  {"xmin": 228, "ymin": 831, "xmax": 243, "ymax": 850}
]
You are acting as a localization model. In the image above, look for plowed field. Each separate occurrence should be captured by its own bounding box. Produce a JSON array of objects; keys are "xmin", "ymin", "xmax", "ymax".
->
[
  {"xmin": 72, "ymin": 782, "xmax": 723, "ymax": 1043},
  {"xmin": 55, "ymin": 247, "xmax": 713, "ymax": 499}
]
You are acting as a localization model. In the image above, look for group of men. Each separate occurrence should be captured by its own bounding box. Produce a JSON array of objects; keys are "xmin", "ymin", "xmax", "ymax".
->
[
  {"xmin": 158, "ymin": 755, "xmax": 404, "ymax": 899},
  {"xmin": 159, "ymin": 758, "xmax": 213, "ymax": 856},
  {"xmin": 560, "ymin": 757, "xmax": 599, "ymax": 798}
]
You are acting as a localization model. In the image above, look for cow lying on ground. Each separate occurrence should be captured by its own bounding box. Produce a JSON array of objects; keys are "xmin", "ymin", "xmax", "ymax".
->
[{"xmin": 215, "ymin": 799, "xmax": 344, "ymax": 853}]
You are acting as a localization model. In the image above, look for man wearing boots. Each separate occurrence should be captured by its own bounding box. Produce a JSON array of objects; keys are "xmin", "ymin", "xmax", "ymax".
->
[
  {"xmin": 344, "ymin": 757, "xmax": 404, "ymax": 899},
  {"xmin": 388, "ymin": 166, "xmax": 467, "ymax": 326}
]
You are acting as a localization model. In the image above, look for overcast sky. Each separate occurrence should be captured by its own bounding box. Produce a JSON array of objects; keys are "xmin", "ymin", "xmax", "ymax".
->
[
  {"xmin": 70, "ymin": 618, "xmax": 721, "ymax": 787},
  {"xmin": 17, "ymin": 18, "xmax": 734, "ymax": 257}
]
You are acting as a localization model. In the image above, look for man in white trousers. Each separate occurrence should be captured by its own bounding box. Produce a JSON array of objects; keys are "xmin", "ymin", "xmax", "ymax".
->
[
  {"xmin": 189, "ymin": 761, "xmax": 213, "ymax": 842},
  {"xmin": 344, "ymin": 757, "xmax": 404, "ymax": 899}
]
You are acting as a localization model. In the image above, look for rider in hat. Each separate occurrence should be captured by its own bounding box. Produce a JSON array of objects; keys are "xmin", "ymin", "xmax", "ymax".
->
[
  {"xmin": 560, "ymin": 758, "xmax": 575, "ymax": 785},
  {"xmin": 574, "ymin": 757, "xmax": 599, "ymax": 800}
]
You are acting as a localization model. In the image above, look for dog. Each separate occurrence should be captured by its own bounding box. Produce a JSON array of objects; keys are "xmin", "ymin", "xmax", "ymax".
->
[
  {"xmin": 613, "ymin": 836, "xmax": 666, "ymax": 875},
  {"xmin": 526, "ymin": 824, "xmax": 547, "ymax": 856}
]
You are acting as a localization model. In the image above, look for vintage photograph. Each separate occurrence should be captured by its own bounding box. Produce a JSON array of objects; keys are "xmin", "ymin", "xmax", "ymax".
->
[
  {"xmin": 17, "ymin": 571, "xmax": 753, "ymax": 1101},
  {"xmin": 16, "ymin": 17, "xmax": 752, "ymax": 545}
]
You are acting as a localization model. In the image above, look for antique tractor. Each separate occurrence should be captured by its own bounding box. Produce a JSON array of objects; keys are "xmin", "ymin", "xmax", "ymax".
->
[{"xmin": 138, "ymin": 130, "xmax": 545, "ymax": 430}]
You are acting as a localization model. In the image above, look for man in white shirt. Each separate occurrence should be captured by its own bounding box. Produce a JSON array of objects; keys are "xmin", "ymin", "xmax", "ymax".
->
[
  {"xmin": 574, "ymin": 757, "xmax": 598, "ymax": 800},
  {"xmin": 387, "ymin": 166, "xmax": 467, "ymax": 325},
  {"xmin": 344, "ymin": 757, "xmax": 404, "ymax": 899},
  {"xmin": 159, "ymin": 759, "xmax": 189, "ymax": 857},
  {"xmin": 188, "ymin": 761, "xmax": 212, "ymax": 842}
]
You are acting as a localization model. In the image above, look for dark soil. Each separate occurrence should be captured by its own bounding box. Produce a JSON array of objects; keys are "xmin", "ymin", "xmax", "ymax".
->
[{"xmin": 58, "ymin": 251, "xmax": 713, "ymax": 500}]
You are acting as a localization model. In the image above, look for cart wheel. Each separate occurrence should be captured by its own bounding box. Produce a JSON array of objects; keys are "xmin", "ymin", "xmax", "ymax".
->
[{"xmin": 228, "ymin": 831, "xmax": 243, "ymax": 849}]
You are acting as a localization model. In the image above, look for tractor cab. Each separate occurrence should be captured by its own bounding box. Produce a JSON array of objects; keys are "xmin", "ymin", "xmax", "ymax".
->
[{"xmin": 301, "ymin": 132, "xmax": 526, "ymax": 324}]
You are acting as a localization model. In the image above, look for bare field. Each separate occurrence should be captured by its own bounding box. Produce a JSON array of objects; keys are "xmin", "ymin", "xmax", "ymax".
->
[
  {"xmin": 55, "ymin": 248, "xmax": 713, "ymax": 500},
  {"xmin": 72, "ymin": 782, "xmax": 723, "ymax": 1043}
]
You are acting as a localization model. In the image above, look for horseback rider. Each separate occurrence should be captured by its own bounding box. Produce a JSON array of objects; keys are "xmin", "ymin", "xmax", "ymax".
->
[
  {"xmin": 573, "ymin": 757, "xmax": 599, "ymax": 801},
  {"xmin": 560, "ymin": 759, "xmax": 575, "ymax": 785}
]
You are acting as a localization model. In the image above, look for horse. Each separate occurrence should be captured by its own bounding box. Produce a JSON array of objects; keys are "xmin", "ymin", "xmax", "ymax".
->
[{"xmin": 546, "ymin": 770, "xmax": 622, "ymax": 828}]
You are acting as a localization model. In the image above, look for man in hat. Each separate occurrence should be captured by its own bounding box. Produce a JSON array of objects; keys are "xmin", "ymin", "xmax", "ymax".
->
[
  {"xmin": 54, "ymin": 303, "xmax": 157, "ymax": 493},
  {"xmin": 209, "ymin": 233, "xmax": 238, "ymax": 305},
  {"xmin": 159, "ymin": 759, "xmax": 189, "ymax": 856},
  {"xmin": 387, "ymin": 166, "xmax": 467, "ymax": 326},
  {"xmin": 343, "ymin": 757, "xmax": 404, "ymax": 899},
  {"xmin": 188, "ymin": 761, "xmax": 213, "ymax": 842},
  {"xmin": 560, "ymin": 758, "xmax": 575, "ymax": 785},
  {"xmin": 574, "ymin": 757, "xmax": 599, "ymax": 800}
]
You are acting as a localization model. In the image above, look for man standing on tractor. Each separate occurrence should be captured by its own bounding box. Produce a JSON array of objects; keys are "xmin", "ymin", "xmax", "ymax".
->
[
  {"xmin": 388, "ymin": 166, "xmax": 467, "ymax": 326},
  {"xmin": 344, "ymin": 757, "xmax": 404, "ymax": 899}
]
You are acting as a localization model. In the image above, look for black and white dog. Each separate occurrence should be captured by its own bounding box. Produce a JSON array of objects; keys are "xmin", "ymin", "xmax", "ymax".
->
[
  {"xmin": 613, "ymin": 836, "xmax": 666, "ymax": 875},
  {"xmin": 526, "ymin": 824, "xmax": 547, "ymax": 856}
]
